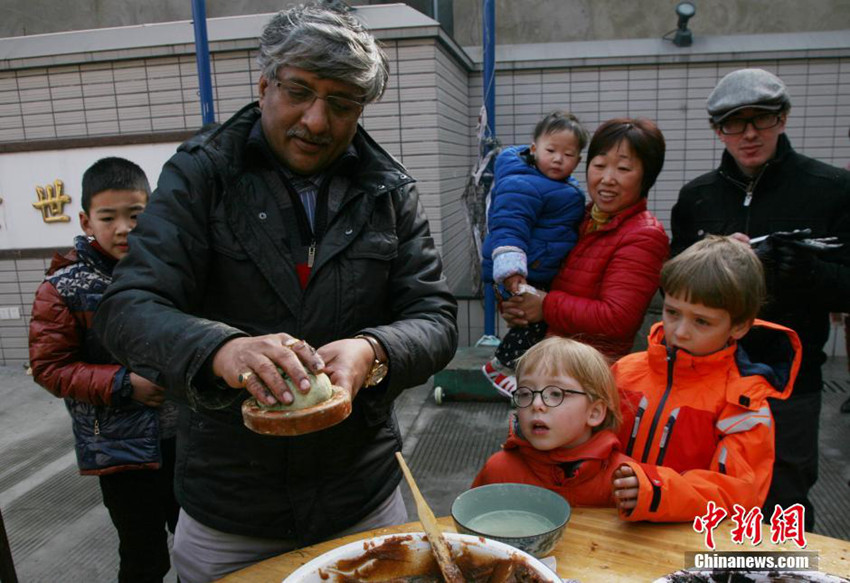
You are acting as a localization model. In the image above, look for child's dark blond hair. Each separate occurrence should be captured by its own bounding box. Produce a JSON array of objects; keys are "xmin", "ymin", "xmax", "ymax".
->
[
  {"xmin": 515, "ymin": 336, "xmax": 621, "ymax": 432},
  {"xmin": 661, "ymin": 235, "xmax": 765, "ymax": 325}
]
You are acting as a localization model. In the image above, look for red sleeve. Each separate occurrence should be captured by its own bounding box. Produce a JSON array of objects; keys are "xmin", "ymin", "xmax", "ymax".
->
[
  {"xmin": 543, "ymin": 225, "xmax": 668, "ymax": 341},
  {"xmin": 28, "ymin": 281, "xmax": 121, "ymax": 405}
]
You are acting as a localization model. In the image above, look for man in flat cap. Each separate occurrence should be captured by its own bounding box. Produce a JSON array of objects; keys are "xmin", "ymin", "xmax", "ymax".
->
[{"xmin": 671, "ymin": 68, "xmax": 850, "ymax": 530}]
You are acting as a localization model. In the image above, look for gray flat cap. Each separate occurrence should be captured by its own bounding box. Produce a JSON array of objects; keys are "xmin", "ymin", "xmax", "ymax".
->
[{"xmin": 706, "ymin": 68, "xmax": 790, "ymax": 123}]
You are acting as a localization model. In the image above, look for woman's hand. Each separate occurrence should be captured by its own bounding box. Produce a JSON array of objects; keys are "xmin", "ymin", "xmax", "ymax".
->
[
  {"xmin": 612, "ymin": 464, "xmax": 640, "ymax": 514},
  {"xmin": 500, "ymin": 289, "xmax": 546, "ymax": 327}
]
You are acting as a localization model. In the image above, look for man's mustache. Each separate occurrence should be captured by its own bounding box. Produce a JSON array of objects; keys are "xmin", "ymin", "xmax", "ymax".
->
[{"xmin": 286, "ymin": 127, "xmax": 333, "ymax": 145}]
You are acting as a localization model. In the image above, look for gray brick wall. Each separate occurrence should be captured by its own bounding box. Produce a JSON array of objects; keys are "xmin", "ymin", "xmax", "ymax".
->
[
  {"xmin": 1, "ymin": 21, "xmax": 849, "ymax": 360},
  {"xmin": 0, "ymin": 256, "xmax": 51, "ymax": 367},
  {"xmin": 469, "ymin": 58, "xmax": 850, "ymax": 232}
]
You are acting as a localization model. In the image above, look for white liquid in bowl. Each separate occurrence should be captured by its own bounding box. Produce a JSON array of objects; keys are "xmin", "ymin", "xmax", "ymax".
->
[{"xmin": 465, "ymin": 509, "xmax": 556, "ymax": 537}]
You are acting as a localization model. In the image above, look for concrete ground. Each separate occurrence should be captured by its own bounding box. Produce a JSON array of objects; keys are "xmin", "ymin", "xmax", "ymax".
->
[{"xmin": 1, "ymin": 359, "xmax": 848, "ymax": 582}]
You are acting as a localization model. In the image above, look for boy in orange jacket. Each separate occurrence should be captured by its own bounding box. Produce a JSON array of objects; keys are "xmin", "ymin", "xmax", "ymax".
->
[
  {"xmin": 612, "ymin": 235, "xmax": 801, "ymax": 522},
  {"xmin": 473, "ymin": 336, "xmax": 632, "ymax": 507}
]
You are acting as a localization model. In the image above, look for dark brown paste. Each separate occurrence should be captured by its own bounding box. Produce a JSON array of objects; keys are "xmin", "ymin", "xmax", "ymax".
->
[{"xmin": 315, "ymin": 535, "xmax": 550, "ymax": 583}]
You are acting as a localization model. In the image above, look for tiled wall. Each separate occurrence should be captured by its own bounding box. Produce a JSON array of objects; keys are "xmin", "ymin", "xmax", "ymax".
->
[
  {"xmin": 0, "ymin": 255, "xmax": 51, "ymax": 367},
  {"xmin": 0, "ymin": 32, "xmax": 472, "ymax": 366},
  {"xmin": 467, "ymin": 58, "xmax": 850, "ymax": 230},
  {"xmin": 2, "ymin": 27, "xmax": 850, "ymax": 365}
]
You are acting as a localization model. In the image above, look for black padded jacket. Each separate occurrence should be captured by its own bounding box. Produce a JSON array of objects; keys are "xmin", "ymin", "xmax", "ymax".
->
[
  {"xmin": 671, "ymin": 134, "xmax": 850, "ymax": 394},
  {"xmin": 94, "ymin": 103, "xmax": 458, "ymax": 543}
]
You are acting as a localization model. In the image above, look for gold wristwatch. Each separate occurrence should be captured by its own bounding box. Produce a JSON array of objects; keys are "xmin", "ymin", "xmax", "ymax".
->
[{"xmin": 355, "ymin": 334, "xmax": 388, "ymax": 387}]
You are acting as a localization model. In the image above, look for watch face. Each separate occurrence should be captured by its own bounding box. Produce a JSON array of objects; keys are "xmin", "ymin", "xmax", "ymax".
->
[{"xmin": 368, "ymin": 362, "xmax": 388, "ymax": 386}]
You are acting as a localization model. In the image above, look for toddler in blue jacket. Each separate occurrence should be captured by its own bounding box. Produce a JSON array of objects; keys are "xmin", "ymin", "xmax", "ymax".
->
[{"xmin": 481, "ymin": 111, "xmax": 589, "ymax": 397}]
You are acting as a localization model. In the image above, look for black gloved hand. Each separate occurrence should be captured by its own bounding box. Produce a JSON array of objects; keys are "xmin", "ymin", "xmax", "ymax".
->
[
  {"xmin": 752, "ymin": 237, "xmax": 780, "ymax": 297},
  {"xmin": 773, "ymin": 238, "xmax": 818, "ymax": 286}
]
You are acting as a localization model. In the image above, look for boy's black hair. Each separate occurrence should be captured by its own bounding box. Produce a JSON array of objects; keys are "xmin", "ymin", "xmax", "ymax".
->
[{"xmin": 81, "ymin": 157, "xmax": 151, "ymax": 214}]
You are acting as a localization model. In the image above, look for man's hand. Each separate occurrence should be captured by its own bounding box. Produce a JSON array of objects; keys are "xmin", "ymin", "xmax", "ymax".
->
[
  {"xmin": 729, "ymin": 232, "xmax": 751, "ymax": 245},
  {"xmin": 317, "ymin": 338, "xmax": 377, "ymax": 400},
  {"xmin": 612, "ymin": 464, "xmax": 640, "ymax": 513},
  {"xmin": 212, "ymin": 334, "xmax": 325, "ymax": 406},
  {"xmin": 772, "ymin": 237, "xmax": 824, "ymax": 286},
  {"xmin": 129, "ymin": 373, "xmax": 166, "ymax": 407},
  {"xmin": 319, "ymin": 338, "xmax": 375, "ymax": 400}
]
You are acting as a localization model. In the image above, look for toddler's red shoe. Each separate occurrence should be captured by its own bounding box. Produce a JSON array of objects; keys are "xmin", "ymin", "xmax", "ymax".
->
[{"xmin": 481, "ymin": 359, "xmax": 516, "ymax": 400}]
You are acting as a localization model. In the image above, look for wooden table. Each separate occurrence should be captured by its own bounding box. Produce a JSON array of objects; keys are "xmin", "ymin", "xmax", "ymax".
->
[{"xmin": 218, "ymin": 508, "xmax": 850, "ymax": 582}]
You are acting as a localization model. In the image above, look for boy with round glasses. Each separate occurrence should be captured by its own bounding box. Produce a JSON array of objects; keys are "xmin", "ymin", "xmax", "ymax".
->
[
  {"xmin": 671, "ymin": 67, "xmax": 850, "ymax": 530},
  {"xmin": 472, "ymin": 337, "xmax": 632, "ymax": 507}
]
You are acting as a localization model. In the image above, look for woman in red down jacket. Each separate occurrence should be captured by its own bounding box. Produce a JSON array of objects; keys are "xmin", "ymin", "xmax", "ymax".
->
[{"xmin": 501, "ymin": 118, "xmax": 670, "ymax": 360}]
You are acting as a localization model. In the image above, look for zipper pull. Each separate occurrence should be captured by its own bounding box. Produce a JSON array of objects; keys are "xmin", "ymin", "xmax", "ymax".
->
[
  {"xmin": 743, "ymin": 183, "xmax": 754, "ymax": 207},
  {"xmin": 658, "ymin": 424, "xmax": 670, "ymax": 450},
  {"xmin": 94, "ymin": 419, "xmax": 100, "ymax": 436},
  {"xmin": 307, "ymin": 241, "xmax": 316, "ymax": 268}
]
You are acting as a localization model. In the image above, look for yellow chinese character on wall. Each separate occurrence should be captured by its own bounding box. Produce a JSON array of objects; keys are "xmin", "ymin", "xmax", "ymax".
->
[{"xmin": 33, "ymin": 179, "xmax": 72, "ymax": 223}]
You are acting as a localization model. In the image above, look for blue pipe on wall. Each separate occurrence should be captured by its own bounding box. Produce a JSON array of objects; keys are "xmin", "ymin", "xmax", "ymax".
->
[
  {"xmin": 191, "ymin": 0, "xmax": 216, "ymax": 125},
  {"xmin": 483, "ymin": 0, "xmax": 496, "ymax": 337}
]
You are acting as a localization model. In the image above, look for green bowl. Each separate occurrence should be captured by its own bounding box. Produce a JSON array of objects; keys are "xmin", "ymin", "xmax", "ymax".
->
[{"xmin": 451, "ymin": 483, "xmax": 571, "ymax": 558}]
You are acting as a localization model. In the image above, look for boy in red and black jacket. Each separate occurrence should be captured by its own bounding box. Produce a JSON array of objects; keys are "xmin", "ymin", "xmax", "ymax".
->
[{"xmin": 29, "ymin": 157, "xmax": 178, "ymax": 583}]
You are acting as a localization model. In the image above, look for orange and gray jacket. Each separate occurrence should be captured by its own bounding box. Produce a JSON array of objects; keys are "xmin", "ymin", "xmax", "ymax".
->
[{"xmin": 612, "ymin": 319, "xmax": 801, "ymax": 522}]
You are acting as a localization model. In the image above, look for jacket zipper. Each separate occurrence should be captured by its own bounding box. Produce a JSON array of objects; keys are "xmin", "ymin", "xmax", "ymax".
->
[
  {"xmin": 655, "ymin": 407, "xmax": 680, "ymax": 466},
  {"xmin": 308, "ymin": 241, "xmax": 316, "ymax": 268},
  {"xmin": 625, "ymin": 396, "xmax": 648, "ymax": 457},
  {"xmin": 719, "ymin": 164, "xmax": 768, "ymax": 234},
  {"xmin": 641, "ymin": 346, "xmax": 677, "ymax": 463}
]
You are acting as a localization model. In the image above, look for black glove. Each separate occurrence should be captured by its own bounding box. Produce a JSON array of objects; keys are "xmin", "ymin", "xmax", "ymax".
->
[
  {"xmin": 752, "ymin": 236, "xmax": 778, "ymax": 270},
  {"xmin": 752, "ymin": 237, "xmax": 780, "ymax": 296},
  {"xmin": 773, "ymin": 238, "xmax": 818, "ymax": 286}
]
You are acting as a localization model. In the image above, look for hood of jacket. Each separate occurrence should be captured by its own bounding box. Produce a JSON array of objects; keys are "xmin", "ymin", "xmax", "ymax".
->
[
  {"xmin": 47, "ymin": 235, "xmax": 116, "ymax": 278},
  {"xmin": 503, "ymin": 415, "xmax": 623, "ymax": 484},
  {"xmin": 645, "ymin": 318, "xmax": 801, "ymax": 402},
  {"xmin": 495, "ymin": 145, "xmax": 580, "ymax": 188}
]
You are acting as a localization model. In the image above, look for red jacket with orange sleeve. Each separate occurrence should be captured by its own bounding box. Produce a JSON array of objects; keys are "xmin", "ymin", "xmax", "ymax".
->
[
  {"xmin": 472, "ymin": 417, "xmax": 632, "ymax": 507},
  {"xmin": 543, "ymin": 200, "xmax": 669, "ymax": 360},
  {"xmin": 612, "ymin": 320, "xmax": 801, "ymax": 522}
]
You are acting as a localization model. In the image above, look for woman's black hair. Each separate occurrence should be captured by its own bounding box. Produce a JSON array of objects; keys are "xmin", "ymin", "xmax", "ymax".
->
[{"xmin": 585, "ymin": 118, "xmax": 666, "ymax": 198}]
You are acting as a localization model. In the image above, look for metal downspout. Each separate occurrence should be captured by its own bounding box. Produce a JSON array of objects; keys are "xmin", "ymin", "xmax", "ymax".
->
[
  {"xmin": 191, "ymin": 0, "xmax": 216, "ymax": 125},
  {"xmin": 483, "ymin": 0, "xmax": 496, "ymax": 336}
]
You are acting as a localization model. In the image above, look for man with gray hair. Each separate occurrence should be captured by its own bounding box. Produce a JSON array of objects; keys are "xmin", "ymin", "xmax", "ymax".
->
[
  {"xmin": 95, "ymin": 4, "xmax": 457, "ymax": 581},
  {"xmin": 671, "ymin": 68, "xmax": 850, "ymax": 531}
]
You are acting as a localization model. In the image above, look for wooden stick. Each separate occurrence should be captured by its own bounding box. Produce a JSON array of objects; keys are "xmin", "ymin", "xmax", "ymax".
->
[{"xmin": 395, "ymin": 452, "xmax": 465, "ymax": 583}]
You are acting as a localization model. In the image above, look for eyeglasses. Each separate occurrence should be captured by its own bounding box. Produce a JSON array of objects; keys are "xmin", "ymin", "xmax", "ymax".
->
[
  {"xmin": 274, "ymin": 78, "xmax": 365, "ymax": 120},
  {"xmin": 718, "ymin": 113, "xmax": 782, "ymax": 135},
  {"xmin": 512, "ymin": 385, "xmax": 587, "ymax": 408}
]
